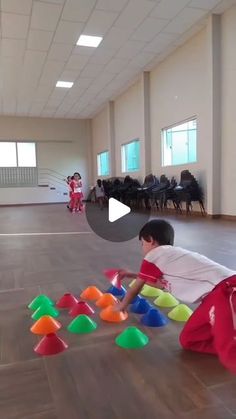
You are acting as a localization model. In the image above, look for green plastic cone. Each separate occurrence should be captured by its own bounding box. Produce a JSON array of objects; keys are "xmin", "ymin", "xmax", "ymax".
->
[
  {"xmin": 67, "ymin": 315, "xmax": 97, "ymax": 334},
  {"xmin": 154, "ymin": 292, "xmax": 179, "ymax": 308},
  {"xmin": 129, "ymin": 279, "xmax": 136, "ymax": 287},
  {"xmin": 32, "ymin": 302, "xmax": 59, "ymax": 320},
  {"xmin": 168, "ymin": 304, "xmax": 193, "ymax": 322},
  {"xmin": 141, "ymin": 285, "xmax": 163, "ymax": 298},
  {"xmin": 115, "ymin": 326, "xmax": 149, "ymax": 349},
  {"xmin": 28, "ymin": 295, "xmax": 54, "ymax": 311}
]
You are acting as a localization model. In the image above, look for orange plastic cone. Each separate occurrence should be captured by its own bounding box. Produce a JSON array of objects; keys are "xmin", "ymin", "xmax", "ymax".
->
[
  {"xmin": 30, "ymin": 315, "xmax": 61, "ymax": 335},
  {"xmin": 100, "ymin": 305, "xmax": 128, "ymax": 323},
  {"xmin": 80, "ymin": 286, "xmax": 103, "ymax": 301},
  {"xmin": 96, "ymin": 293, "xmax": 118, "ymax": 309}
]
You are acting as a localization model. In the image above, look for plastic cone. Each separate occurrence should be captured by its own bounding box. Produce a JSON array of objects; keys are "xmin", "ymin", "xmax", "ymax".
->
[
  {"xmin": 131, "ymin": 294, "xmax": 142, "ymax": 304},
  {"xmin": 34, "ymin": 333, "xmax": 68, "ymax": 356},
  {"xmin": 56, "ymin": 293, "xmax": 78, "ymax": 309},
  {"xmin": 168, "ymin": 304, "xmax": 193, "ymax": 322},
  {"xmin": 96, "ymin": 293, "xmax": 118, "ymax": 309},
  {"xmin": 32, "ymin": 302, "xmax": 59, "ymax": 320},
  {"xmin": 129, "ymin": 279, "xmax": 136, "ymax": 287},
  {"xmin": 141, "ymin": 308, "xmax": 169, "ymax": 327},
  {"xmin": 103, "ymin": 269, "xmax": 121, "ymax": 288},
  {"xmin": 141, "ymin": 285, "xmax": 163, "ymax": 298},
  {"xmin": 28, "ymin": 295, "xmax": 54, "ymax": 311},
  {"xmin": 31, "ymin": 315, "xmax": 61, "ymax": 335},
  {"xmin": 68, "ymin": 315, "xmax": 97, "ymax": 334},
  {"xmin": 80, "ymin": 286, "xmax": 103, "ymax": 301},
  {"xmin": 130, "ymin": 298, "xmax": 152, "ymax": 314},
  {"xmin": 100, "ymin": 305, "xmax": 128, "ymax": 323},
  {"xmin": 154, "ymin": 293, "xmax": 179, "ymax": 308},
  {"xmin": 69, "ymin": 301, "xmax": 95, "ymax": 317},
  {"xmin": 106, "ymin": 285, "xmax": 126, "ymax": 298},
  {"xmin": 116, "ymin": 326, "xmax": 149, "ymax": 349}
]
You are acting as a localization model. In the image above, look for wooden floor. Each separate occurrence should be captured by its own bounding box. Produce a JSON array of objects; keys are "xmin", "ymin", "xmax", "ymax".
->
[{"xmin": 0, "ymin": 204, "xmax": 236, "ymax": 419}]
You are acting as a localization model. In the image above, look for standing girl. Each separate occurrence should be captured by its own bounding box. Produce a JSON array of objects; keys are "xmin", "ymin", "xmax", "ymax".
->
[
  {"xmin": 95, "ymin": 179, "xmax": 105, "ymax": 210},
  {"xmin": 70, "ymin": 172, "xmax": 83, "ymax": 213}
]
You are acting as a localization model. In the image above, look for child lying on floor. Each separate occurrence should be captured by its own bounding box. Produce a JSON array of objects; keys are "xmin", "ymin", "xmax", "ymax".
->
[{"xmin": 114, "ymin": 219, "xmax": 236, "ymax": 374}]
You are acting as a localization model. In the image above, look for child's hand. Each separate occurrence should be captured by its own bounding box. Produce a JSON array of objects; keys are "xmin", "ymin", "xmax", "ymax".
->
[
  {"xmin": 117, "ymin": 269, "xmax": 129, "ymax": 280},
  {"xmin": 113, "ymin": 302, "xmax": 126, "ymax": 312}
]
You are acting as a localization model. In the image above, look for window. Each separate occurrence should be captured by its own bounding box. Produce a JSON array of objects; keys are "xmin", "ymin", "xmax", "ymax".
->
[
  {"xmin": 0, "ymin": 142, "xmax": 36, "ymax": 167},
  {"xmin": 121, "ymin": 139, "xmax": 140, "ymax": 173},
  {"xmin": 162, "ymin": 119, "xmax": 197, "ymax": 166},
  {"xmin": 97, "ymin": 151, "xmax": 109, "ymax": 176}
]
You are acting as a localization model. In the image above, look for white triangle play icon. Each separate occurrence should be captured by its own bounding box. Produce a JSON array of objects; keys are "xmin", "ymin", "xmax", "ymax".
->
[{"xmin": 108, "ymin": 198, "xmax": 131, "ymax": 223}]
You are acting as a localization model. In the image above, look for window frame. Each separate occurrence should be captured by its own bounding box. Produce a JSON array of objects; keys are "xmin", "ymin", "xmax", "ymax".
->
[
  {"xmin": 161, "ymin": 117, "xmax": 197, "ymax": 167},
  {"xmin": 121, "ymin": 138, "xmax": 140, "ymax": 173},
  {"xmin": 97, "ymin": 150, "xmax": 110, "ymax": 177},
  {"xmin": 0, "ymin": 141, "xmax": 37, "ymax": 168}
]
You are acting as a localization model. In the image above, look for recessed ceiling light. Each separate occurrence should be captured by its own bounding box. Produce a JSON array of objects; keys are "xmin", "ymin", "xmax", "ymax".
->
[
  {"xmin": 56, "ymin": 81, "xmax": 73, "ymax": 88},
  {"xmin": 77, "ymin": 34, "xmax": 103, "ymax": 48}
]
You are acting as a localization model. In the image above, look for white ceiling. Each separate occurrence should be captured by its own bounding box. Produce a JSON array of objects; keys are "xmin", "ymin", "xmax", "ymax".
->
[{"xmin": 0, "ymin": 0, "xmax": 235, "ymax": 119}]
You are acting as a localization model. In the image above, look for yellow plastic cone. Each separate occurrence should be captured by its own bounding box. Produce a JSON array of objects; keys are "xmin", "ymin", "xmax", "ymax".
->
[
  {"xmin": 168, "ymin": 304, "xmax": 193, "ymax": 322},
  {"xmin": 154, "ymin": 292, "xmax": 179, "ymax": 308},
  {"xmin": 141, "ymin": 285, "xmax": 163, "ymax": 298}
]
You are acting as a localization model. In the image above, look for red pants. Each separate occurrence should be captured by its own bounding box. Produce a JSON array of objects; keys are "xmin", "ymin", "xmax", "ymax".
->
[
  {"xmin": 180, "ymin": 275, "xmax": 236, "ymax": 373},
  {"xmin": 71, "ymin": 192, "xmax": 83, "ymax": 211}
]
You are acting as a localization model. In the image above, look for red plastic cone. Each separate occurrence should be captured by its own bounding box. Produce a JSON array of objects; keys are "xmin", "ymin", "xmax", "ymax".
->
[
  {"xmin": 69, "ymin": 301, "xmax": 95, "ymax": 317},
  {"xmin": 56, "ymin": 293, "xmax": 78, "ymax": 309},
  {"xmin": 34, "ymin": 333, "xmax": 68, "ymax": 356},
  {"xmin": 103, "ymin": 269, "xmax": 121, "ymax": 288}
]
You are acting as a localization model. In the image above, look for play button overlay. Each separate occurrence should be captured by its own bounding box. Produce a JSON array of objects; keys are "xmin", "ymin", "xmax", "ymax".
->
[
  {"xmin": 85, "ymin": 198, "xmax": 150, "ymax": 242},
  {"xmin": 109, "ymin": 198, "xmax": 130, "ymax": 222}
]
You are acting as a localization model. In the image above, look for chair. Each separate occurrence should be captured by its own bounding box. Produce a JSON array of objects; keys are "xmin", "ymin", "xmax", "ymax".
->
[
  {"xmin": 137, "ymin": 174, "xmax": 159, "ymax": 209},
  {"xmin": 174, "ymin": 170, "xmax": 205, "ymax": 215},
  {"xmin": 150, "ymin": 174, "xmax": 170, "ymax": 210}
]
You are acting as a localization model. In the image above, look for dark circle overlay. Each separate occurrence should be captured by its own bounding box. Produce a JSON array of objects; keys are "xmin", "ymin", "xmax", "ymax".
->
[{"xmin": 85, "ymin": 201, "xmax": 151, "ymax": 242}]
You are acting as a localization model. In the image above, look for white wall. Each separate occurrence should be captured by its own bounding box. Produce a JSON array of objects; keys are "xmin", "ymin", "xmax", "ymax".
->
[
  {"xmin": 91, "ymin": 105, "xmax": 110, "ymax": 183},
  {"xmin": 0, "ymin": 116, "xmax": 91, "ymax": 205},
  {"xmin": 114, "ymin": 80, "xmax": 145, "ymax": 180},
  {"xmin": 150, "ymin": 28, "xmax": 209, "ymax": 207},
  {"xmin": 221, "ymin": 6, "xmax": 236, "ymax": 216}
]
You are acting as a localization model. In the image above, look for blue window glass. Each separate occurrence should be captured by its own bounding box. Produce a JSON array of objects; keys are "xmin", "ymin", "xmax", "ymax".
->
[
  {"xmin": 97, "ymin": 151, "xmax": 109, "ymax": 176},
  {"xmin": 121, "ymin": 139, "xmax": 140, "ymax": 173},
  {"xmin": 162, "ymin": 119, "xmax": 197, "ymax": 166}
]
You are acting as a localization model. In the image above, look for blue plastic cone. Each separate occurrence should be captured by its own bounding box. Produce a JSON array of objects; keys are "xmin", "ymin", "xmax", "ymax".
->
[
  {"xmin": 141, "ymin": 308, "xmax": 169, "ymax": 327},
  {"xmin": 106, "ymin": 285, "xmax": 126, "ymax": 298},
  {"xmin": 131, "ymin": 294, "xmax": 142, "ymax": 304},
  {"xmin": 130, "ymin": 298, "xmax": 152, "ymax": 314}
]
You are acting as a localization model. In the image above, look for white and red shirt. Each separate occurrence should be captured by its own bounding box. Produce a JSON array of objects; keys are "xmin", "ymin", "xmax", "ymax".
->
[
  {"xmin": 139, "ymin": 246, "xmax": 235, "ymax": 303},
  {"xmin": 70, "ymin": 180, "xmax": 82, "ymax": 194}
]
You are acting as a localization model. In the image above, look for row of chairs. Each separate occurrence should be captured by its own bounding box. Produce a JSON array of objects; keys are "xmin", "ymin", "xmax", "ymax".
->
[{"xmin": 102, "ymin": 170, "xmax": 206, "ymax": 215}]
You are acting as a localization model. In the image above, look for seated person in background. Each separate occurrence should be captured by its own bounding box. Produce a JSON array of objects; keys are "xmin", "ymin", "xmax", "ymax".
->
[{"xmin": 114, "ymin": 219, "xmax": 236, "ymax": 374}]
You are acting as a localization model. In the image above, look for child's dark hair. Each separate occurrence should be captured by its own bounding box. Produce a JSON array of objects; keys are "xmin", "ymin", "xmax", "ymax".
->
[
  {"xmin": 139, "ymin": 219, "xmax": 174, "ymax": 246},
  {"xmin": 97, "ymin": 179, "xmax": 102, "ymax": 187},
  {"xmin": 74, "ymin": 172, "xmax": 81, "ymax": 179}
]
